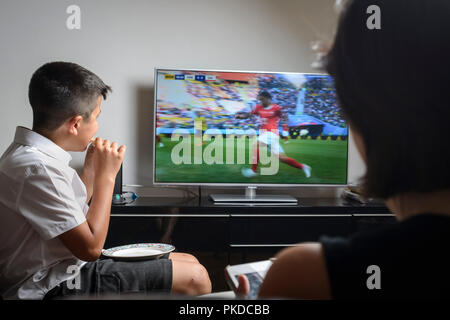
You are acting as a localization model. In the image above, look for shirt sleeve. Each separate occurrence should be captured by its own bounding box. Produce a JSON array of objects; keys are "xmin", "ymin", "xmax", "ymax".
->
[{"xmin": 16, "ymin": 163, "xmax": 87, "ymax": 241}]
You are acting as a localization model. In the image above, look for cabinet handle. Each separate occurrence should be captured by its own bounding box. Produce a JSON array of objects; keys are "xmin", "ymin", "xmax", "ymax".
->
[
  {"xmin": 230, "ymin": 244, "xmax": 302, "ymax": 248},
  {"xmin": 231, "ymin": 214, "xmax": 352, "ymax": 217},
  {"xmin": 110, "ymin": 214, "xmax": 229, "ymax": 217},
  {"xmin": 353, "ymin": 214, "xmax": 394, "ymax": 217}
]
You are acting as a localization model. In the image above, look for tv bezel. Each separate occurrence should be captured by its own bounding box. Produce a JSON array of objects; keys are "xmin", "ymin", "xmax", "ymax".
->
[{"xmin": 152, "ymin": 67, "xmax": 350, "ymax": 188}]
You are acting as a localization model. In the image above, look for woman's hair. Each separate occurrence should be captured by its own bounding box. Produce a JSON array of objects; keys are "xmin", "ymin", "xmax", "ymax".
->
[
  {"xmin": 29, "ymin": 61, "xmax": 111, "ymax": 131},
  {"xmin": 326, "ymin": 0, "xmax": 450, "ymax": 199}
]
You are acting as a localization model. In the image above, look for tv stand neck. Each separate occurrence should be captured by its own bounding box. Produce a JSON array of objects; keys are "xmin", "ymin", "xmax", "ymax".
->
[
  {"xmin": 210, "ymin": 187, "xmax": 298, "ymax": 203},
  {"xmin": 245, "ymin": 186, "xmax": 257, "ymax": 199}
]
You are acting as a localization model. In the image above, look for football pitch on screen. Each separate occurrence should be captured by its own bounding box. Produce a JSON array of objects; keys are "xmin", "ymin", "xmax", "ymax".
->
[{"xmin": 154, "ymin": 136, "xmax": 348, "ymax": 184}]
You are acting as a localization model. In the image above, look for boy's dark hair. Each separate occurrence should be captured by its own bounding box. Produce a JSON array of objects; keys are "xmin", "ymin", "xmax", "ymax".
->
[
  {"xmin": 326, "ymin": 0, "xmax": 450, "ymax": 199},
  {"xmin": 258, "ymin": 91, "xmax": 272, "ymax": 99},
  {"xmin": 28, "ymin": 62, "xmax": 111, "ymax": 131}
]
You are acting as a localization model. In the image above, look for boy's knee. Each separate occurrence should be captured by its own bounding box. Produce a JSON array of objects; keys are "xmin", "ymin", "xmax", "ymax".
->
[
  {"xmin": 172, "ymin": 260, "xmax": 212, "ymax": 296},
  {"xmin": 188, "ymin": 263, "xmax": 212, "ymax": 295}
]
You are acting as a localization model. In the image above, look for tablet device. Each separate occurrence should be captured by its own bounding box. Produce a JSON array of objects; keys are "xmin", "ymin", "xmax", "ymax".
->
[{"xmin": 224, "ymin": 260, "xmax": 273, "ymax": 299}]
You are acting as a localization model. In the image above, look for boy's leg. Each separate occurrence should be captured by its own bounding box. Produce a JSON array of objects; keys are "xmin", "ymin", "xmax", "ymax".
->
[
  {"xmin": 44, "ymin": 258, "xmax": 172, "ymax": 299},
  {"xmin": 171, "ymin": 259, "xmax": 212, "ymax": 296},
  {"xmin": 44, "ymin": 254, "xmax": 211, "ymax": 299}
]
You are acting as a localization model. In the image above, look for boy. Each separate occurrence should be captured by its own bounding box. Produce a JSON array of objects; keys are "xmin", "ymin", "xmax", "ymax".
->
[{"xmin": 0, "ymin": 62, "xmax": 211, "ymax": 299}]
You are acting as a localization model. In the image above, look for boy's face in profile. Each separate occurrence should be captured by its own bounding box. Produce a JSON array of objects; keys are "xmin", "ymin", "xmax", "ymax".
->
[{"xmin": 76, "ymin": 96, "xmax": 102, "ymax": 151}]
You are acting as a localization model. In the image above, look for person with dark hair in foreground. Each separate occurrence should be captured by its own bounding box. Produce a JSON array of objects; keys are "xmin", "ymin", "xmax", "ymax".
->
[
  {"xmin": 237, "ymin": 0, "xmax": 450, "ymax": 299},
  {"xmin": 0, "ymin": 62, "xmax": 211, "ymax": 299}
]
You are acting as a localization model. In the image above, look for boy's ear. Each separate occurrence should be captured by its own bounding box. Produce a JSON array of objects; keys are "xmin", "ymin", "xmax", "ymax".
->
[{"xmin": 68, "ymin": 115, "xmax": 83, "ymax": 136}]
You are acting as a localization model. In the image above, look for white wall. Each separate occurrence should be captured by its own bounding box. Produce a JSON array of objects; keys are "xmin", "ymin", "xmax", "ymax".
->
[{"xmin": 0, "ymin": 0, "xmax": 365, "ymax": 197}]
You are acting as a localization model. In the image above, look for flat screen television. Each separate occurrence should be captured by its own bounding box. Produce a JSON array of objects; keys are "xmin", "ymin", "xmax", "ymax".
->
[{"xmin": 153, "ymin": 68, "xmax": 349, "ymax": 202}]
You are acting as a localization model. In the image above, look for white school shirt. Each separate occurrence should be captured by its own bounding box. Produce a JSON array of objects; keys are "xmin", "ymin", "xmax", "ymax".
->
[{"xmin": 0, "ymin": 126, "xmax": 89, "ymax": 299}]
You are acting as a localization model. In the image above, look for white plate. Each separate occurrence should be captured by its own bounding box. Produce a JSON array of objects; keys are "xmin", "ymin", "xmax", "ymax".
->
[{"xmin": 101, "ymin": 243, "xmax": 175, "ymax": 261}]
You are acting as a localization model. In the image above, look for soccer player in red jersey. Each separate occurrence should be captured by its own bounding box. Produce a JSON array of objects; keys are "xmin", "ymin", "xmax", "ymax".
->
[{"xmin": 236, "ymin": 91, "xmax": 311, "ymax": 178}]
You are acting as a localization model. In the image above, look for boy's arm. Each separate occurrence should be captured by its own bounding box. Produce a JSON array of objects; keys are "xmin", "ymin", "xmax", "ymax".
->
[
  {"xmin": 80, "ymin": 143, "xmax": 95, "ymax": 203},
  {"xmin": 59, "ymin": 138, "xmax": 125, "ymax": 261},
  {"xmin": 58, "ymin": 175, "xmax": 115, "ymax": 261},
  {"xmin": 80, "ymin": 170, "xmax": 94, "ymax": 204}
]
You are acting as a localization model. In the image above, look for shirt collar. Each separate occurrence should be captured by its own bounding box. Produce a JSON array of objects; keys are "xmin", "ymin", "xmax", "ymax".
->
[{"xmin": 13, "ymin": 126, "xmax": 72, "ymax": 165}]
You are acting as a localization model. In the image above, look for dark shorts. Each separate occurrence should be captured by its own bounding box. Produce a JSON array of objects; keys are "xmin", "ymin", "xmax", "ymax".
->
[{"xmin": 44, "ymin": 254, "xmax": 172, "ymax": 299}]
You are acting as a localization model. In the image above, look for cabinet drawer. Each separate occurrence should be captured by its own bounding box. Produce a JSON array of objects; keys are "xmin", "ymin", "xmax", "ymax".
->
[
  {"xmin": 170, "ymin": 216, "xmax": 229, "ymax": 251},
  {"xmin": 230, "ymin": 215, "xmax": 352, "ymax": 245},
  {"xmin": 106, "ymin": 215, "xmax": 229, "ymax": 251}
]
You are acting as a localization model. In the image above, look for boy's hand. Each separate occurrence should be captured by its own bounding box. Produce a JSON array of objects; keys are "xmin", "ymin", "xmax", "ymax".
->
[
  {"xmin": 83, "ymin": 142, "xmax": 96, "ymax": 175},
  {"xmin": 92, "ymin": 137, "xmax": 126, "ymax": 183},
  {"xmin": 80, "ymin": 142, "xmax": 96, "ymax": 203}
]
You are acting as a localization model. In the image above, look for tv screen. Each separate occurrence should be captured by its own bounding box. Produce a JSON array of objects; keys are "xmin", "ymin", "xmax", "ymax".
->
[{"xmin": 153, "ymin": 69, "xmax": 348, "ymax": 186}]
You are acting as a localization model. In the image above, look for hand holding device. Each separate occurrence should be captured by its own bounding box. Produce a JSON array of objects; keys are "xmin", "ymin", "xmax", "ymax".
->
[
  {"xmin": 236, "ymin": 274, "xmax": 250, "ymax": 297},
  {"xmin": 225, "ymin": 260, "xmax": 273, "ymax": 299}
]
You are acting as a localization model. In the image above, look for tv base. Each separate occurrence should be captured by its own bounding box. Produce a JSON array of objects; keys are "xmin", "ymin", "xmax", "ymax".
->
[{"xmin": 210, "ymin": 187, "xmax": 298, "ymax": 203}]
